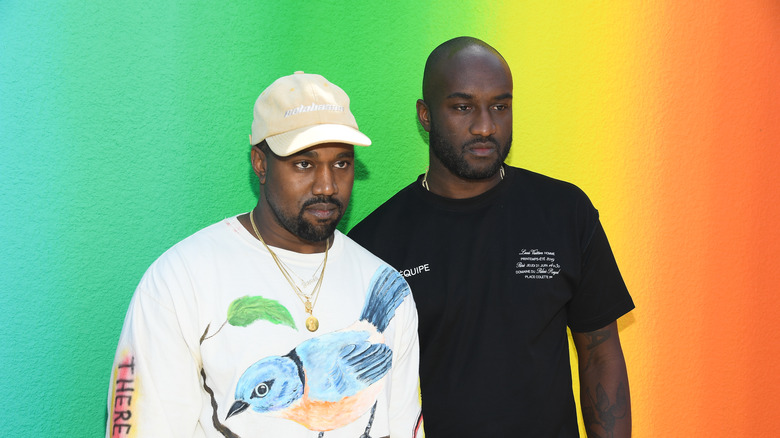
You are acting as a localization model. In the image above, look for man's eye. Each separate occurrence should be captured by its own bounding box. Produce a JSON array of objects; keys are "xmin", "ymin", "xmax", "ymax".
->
[
  {"xmin": 493, "ymin": 104, "xmax": 510, "ymax": 111},
  {"xmin": 295, "ymin": 162, "xmax": 312, "ymax": 169},
  {"xmin": 334, "ymin": 161, "xmax": 351, "ymax": 169},
  {"xmin": 454, "ymin": 104, "xmax": 471, "ymax": 111}
]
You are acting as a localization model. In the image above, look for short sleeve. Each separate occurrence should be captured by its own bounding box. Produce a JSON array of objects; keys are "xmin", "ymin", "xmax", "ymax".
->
[{"xmin": 566, "ymin": 219, "xmax": 634, "ymax": 333}]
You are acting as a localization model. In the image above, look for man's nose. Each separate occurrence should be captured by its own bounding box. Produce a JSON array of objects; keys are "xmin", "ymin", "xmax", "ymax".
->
[
  {"xmin": 469, "ymin": 107, "xmax": 497, "ymax": 137},
  {"xmin": 312, "ymin": 166, "xmax": 337, "ymax": 196}
]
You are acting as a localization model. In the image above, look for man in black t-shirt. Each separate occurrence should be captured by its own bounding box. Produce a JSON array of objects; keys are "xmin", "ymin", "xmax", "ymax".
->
[{"xmin": 349, "ymin": 37, "xmax": 634, "ymax": 437}]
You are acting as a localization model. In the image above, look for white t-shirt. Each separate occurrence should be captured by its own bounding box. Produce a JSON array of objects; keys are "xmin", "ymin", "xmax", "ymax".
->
[{"xmin": 107, "ymin": 216, "xmax": 422, "ymax": 438}]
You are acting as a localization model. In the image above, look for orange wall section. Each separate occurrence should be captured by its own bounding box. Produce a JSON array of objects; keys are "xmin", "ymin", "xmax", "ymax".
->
[
  {"xmin": 648, "ymin": 2, "xmax": 780, "ymax": 436},
  {"xmin": 497, "ymin": 1, "xmax": 779, "ymax": 436}
]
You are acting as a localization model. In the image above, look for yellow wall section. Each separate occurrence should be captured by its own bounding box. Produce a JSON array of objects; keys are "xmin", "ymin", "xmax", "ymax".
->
[{"xmin": 495, "ymin": 5, "xmax": 652, "ymax": 435}]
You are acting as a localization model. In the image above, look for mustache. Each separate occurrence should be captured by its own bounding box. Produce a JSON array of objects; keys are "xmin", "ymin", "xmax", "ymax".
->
[
  {"xmin": 302, "ymin": 196, "xmax": 343, "ymax": 210},
  {"xmin": 464, "ymin": 136, "xmax": 500, "ymax": 148}
]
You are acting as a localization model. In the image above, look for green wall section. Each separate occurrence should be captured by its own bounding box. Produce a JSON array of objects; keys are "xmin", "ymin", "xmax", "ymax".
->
[{"xmin": 1, "ymin": 1, "xmax": 485, "ymax": 435}]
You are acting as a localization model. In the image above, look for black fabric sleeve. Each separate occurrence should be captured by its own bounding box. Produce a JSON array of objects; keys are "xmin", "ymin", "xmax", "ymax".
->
[{"xmin": 567, "ymin": 219, "xmax": 634, "ymax": 333}]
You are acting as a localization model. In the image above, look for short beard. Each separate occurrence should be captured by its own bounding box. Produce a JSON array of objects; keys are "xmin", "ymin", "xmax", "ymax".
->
[
  {"xmin": 266, "ymin": 195, "xmax": 344, "ymax": 242},
  {"xmin": 429, "ymin": 122, "xmax": 511, "ymax": 180}
]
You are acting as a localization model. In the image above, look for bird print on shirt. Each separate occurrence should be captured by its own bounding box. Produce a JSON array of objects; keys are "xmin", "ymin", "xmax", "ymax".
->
[{"xmin": 226, "ymin": 265, "xmax": 409, "ymax": 434}]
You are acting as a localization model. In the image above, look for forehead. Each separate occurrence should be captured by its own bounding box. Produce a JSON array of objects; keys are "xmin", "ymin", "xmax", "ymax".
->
[{"xmin": 431, "ymin": 48, "xmax": 512, "ymax": 100}]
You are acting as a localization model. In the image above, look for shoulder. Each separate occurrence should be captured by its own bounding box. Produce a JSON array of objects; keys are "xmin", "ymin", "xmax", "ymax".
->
[
  {"xmin": 173, "ymin": 216, "xmax": 245, "ymax": 252},
  {"xmin": 348, "ymin": 179, "xmax": 421, "ymax": 239},
  {"xmin": 338, "ymin": 230, "xmax": 391, "ymax": 267},
  {"xmin": 506, "ymin": 166, "xmax": 596, "ymax": 216},
  {"xmin": 507, "ymin": 166, "xmax": 589, "ymax": 201},
  {"xmin": 337, "ymin": 231, "xmax": 411, "ymax": 285},
  {"xmin": 142, "ymin": 217, "xmax": 245, "ymax": 283}
]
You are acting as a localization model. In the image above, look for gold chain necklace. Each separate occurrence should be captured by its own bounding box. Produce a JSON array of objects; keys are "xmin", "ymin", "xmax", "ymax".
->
[
  {"xmin": 422, "ymin": 165, "xmax": 505, "ymax": 191},
  {"xmin": 249, "ymin": 209, "xmax": 327, "ymax": 332},
  {"xmin": 287, "ymin": 258, "xmax": 326, "ymax": 290}
]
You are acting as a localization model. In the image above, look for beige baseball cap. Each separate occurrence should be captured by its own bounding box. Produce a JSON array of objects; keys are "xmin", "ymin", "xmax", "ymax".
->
[{"xmin": 250, "ymin": 71, "xmax": 371, "ymax": 156}]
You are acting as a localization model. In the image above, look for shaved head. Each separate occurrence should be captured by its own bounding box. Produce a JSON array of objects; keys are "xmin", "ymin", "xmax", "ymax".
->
[
  {"xmin": 416, "ymin": 37, "xmax": 514, "ymax": 191},
  {"xmin": 422, "ymin": 37, "xmax": 509, "ymax": 103}
]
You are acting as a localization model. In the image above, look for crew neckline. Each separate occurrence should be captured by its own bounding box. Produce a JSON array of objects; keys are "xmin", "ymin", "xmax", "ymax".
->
[
  {"xmin": 225, "ymin": 215, "xmax": 342, "ymax": 261},
  {"xmin": 411, "ymin": 166, "xmax": 513, "ymax": 212}
]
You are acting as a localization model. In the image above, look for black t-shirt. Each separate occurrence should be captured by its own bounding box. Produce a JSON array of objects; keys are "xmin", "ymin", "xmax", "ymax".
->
[{"xmin": 349, "ymin": 166, "xmax": 634, "ymax": 437}]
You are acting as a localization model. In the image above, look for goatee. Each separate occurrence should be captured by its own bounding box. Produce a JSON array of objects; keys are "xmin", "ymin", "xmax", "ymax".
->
[
  {"xmin": 429, "ymin": 122, "xmax": 511, "ymax": 180},
  {"xmin": 267, "ymin": 195, "xmax": 344, "ymax": 242}
]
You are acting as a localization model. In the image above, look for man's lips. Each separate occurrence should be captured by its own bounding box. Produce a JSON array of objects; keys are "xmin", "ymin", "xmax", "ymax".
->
[
  {"xmin": 466, "ymin": 142, "xmax": 497, "ymax": 157},
  {"xmin": 305, "ymin": 203, "xmax": 339, "ymax": 219}
]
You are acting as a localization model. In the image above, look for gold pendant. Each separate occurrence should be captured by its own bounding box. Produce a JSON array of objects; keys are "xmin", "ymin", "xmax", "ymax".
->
[{"xmin": 305, "ymin": 316, "xmax": 319, "ymax": 332}]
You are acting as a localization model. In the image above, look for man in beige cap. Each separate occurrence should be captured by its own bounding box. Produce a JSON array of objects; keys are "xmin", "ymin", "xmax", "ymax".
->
[{"xmin": 107, "ymin": 72, "xmax": 423, "ymax": 438}]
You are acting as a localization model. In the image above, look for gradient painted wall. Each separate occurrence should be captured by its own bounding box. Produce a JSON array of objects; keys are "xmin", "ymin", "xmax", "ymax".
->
[{"xmin": 1, "ymin": 1, "xmax": 777, "ymax": 436}]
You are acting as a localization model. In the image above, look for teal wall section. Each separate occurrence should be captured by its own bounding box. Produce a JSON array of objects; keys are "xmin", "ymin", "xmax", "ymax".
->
[{"xmin": 0, "ymin": 1, "xmax": 486, "ymax": 435}]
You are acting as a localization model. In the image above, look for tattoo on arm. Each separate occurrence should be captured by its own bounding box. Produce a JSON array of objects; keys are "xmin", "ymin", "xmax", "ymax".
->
[
  {"xmin": 585, "ymin": 328, "xmax": 611, "ymax": 350},
  {"xmin": 579, "ymin": 328, "xmax": 611, "ymax": 373},
  {"xmin": 582, "ymin": 382, "xmax": 628, "ymax": 438}
]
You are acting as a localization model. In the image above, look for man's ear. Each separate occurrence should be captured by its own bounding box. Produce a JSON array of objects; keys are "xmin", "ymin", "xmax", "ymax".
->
[
  {"xmin": 416, "ymin": 99, "xmax": 431, "ymax": 133},
  {"xmin": 250, "ymin": 145, "xmax": 268, "ymax": 184}
]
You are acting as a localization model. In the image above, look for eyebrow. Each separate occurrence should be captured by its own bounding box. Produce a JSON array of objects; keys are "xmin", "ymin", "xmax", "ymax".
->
[{"xmin": 445, "ymin": 92, "xmax": 473, "ymax": 100}]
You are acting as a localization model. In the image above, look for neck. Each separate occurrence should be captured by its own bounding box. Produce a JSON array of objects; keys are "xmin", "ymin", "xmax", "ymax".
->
[
  {"xmin": 239, "ymin": 207, "xmax": 331, "ymax": 254},
  {"xmin": 424, "ymin": 160, "xmax": 504, "ymax": 199}
]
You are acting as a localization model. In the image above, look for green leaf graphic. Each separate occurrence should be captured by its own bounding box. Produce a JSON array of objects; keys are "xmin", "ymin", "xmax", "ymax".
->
[{"xmin": 227, "ymin": 296, "xmax": 297, "ymax": 330}]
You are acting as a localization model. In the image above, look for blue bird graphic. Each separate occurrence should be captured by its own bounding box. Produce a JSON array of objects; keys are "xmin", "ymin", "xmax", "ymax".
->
[{"xmin": 226, "ymin": 265, "xmax": 410, "ymax": 433}]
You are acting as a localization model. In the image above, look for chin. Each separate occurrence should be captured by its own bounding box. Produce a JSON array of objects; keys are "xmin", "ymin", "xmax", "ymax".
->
[
  {"xmin": 299, "ymin": 223, "xmax": 339, "ymax": 242},
  {"xmin": 458, "ymin": 164, "xmax": 502, "ymax": 180}
]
